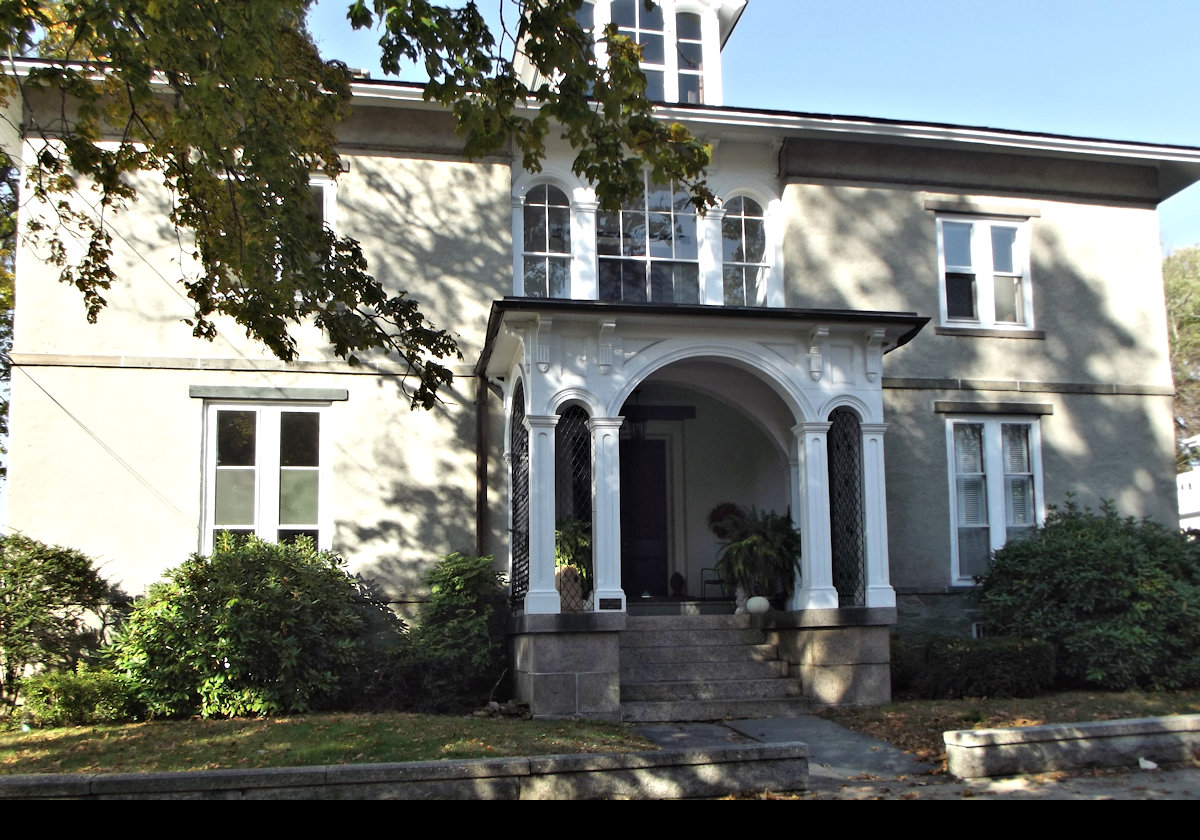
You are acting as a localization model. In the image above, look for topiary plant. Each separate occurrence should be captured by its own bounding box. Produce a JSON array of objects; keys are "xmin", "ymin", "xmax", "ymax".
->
[
  {"xmin": 110, "ymin": 533, "xmax": 406, "ymax": 718},
  {"xmin": 979, "ymin": 498, "xmax": 1200, "ymax": 690}
]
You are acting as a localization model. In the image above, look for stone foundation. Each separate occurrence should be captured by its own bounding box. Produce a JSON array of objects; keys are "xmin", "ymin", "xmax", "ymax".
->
[
  {"xmin": 763, "ymin": 608, "xmax": 896, "ymax": 706},
  {"xmin": 509, "ymin": 612, "xmax": 625, "ymax": 720}
]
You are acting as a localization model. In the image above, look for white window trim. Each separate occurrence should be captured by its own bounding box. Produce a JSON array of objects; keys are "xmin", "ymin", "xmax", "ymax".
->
[
  {"xmin": 309, "ymin": 174, "xmax": 338, "ymax": 232},
  {"xmin": 936, "ymin": 215, "xmax": 1034, "ymax": 330},
  {"xmin": 945, "ymin": 416, "xmax": 1044, "ymax": 585},
  {"xmin": 201, "ymin": 402, "xmax": 334, "ymax": 555}
]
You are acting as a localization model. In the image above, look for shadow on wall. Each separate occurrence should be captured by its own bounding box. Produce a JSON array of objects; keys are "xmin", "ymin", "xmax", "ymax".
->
[{"xmin": 786, "ymin": 185, "xmax": 1177, "ymax": 592}]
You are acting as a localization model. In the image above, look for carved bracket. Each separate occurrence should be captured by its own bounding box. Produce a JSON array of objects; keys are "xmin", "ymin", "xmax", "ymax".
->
[
  {"xmin": 865, "ymin": 328, "xmax": 886, "ymax": 382},
  {"xmin": 598, "ymin": 319, "xmax": 616, "ymax": 374},
  {"xmin": 808, "ymin": 326, "xmax": 829, "ymax": 381},
  {"xmin": 536, "ymin": 317, "xmax": 553, "ymax": 373}
]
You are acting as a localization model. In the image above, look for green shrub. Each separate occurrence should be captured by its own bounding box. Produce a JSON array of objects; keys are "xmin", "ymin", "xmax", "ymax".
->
[
  {"xmin": 21, "ymin": 664, "xmax": 142, "ymax": 727},
  {"xmin": 901, "ymin": 636, "xmax": 1056, "ymax": 699},
  {"xmin": 0, "ymin": 534, "xmax": 125, "ymax": 712},
  {"xmin": 111, "ymin": 534, "xmax": 406, "ymax": 718},
  {"xmin": 979, "ymin": 499, "xmax": 1200, "ymax": 690},
  {"xmin": 370, "ymin": 552, "xmax": 509, "ymax": 713}
]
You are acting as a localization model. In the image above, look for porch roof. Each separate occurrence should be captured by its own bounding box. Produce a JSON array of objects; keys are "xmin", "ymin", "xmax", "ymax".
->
[{"xmin": 475, "ymin": 298, "xmax": 929, "ymax": 379}]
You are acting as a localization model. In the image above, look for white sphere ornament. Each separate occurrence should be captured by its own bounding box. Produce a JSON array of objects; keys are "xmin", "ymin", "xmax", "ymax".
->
[{"xmin": 746, "ymin": 595, "xmax": 770, "ymax": 615}]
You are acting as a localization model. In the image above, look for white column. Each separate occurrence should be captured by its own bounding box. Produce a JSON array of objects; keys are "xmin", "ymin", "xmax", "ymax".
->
[
  {"xmin": 590, "ymin": 416, "xmax": 626, "ymax": 611},
  {"xmin": 523, "ymin": 415, "xmax": 561, "ymax": 614},
  {"xmin": 700, "ymin": 206, "xmax": 725, "ymax": 305},
  {"xmin": 791, "ymin": 421, "xmax": 839, "ymax": 610},
  {"xmin": 574, "ymin": 195, "xmax": 599, "ymax": 300},
  {"xmin": 700, "ymin": 4, "xmax": 723, "ymax": 106},
  {"xmin": 861, "ymin": 423, "xmax": 896, "ymax": 608}
]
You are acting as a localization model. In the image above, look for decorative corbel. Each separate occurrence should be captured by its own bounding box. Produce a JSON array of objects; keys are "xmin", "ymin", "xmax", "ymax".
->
[
  {"xmin": 598, "ymin": 319, "xmax": 616, "ymax": 374},
  {"xmin": 808, "ymin": 326, "xmax": 829, "ymax": 381},
  {"xmin": 536, "ymin": 317, "xmax": 553, "ymax": 373},
  {"xmin": 865, "ymin": 328, "xmax": 886, "ymax": 382}
]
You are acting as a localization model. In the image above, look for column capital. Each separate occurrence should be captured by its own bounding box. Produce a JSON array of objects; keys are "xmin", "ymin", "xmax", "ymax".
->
[
  {"xmin": 860, "ymin": 423, "xmax": 889, "ymax": 436},
  {"xmin": 793, "ymin": 421, "xmax": 832, "ymax": 437},
  {"xmin": 526, "ymin": 414, "xmax": 560, "ymax": 430},
  {"xmin": 589, "ymin": 416, "xmax": 625, "ymax": 432}
]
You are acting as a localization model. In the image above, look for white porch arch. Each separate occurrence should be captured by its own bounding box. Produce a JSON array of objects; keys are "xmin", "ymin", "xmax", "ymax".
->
[{"xmin": 478, "ymin": 299, "xmax": 926, "ymax": 615}]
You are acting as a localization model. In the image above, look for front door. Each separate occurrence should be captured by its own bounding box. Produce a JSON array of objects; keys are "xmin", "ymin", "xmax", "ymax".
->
[{"xmin": 620, "ymin": 438, "xmax": 669, "ymax": 597}]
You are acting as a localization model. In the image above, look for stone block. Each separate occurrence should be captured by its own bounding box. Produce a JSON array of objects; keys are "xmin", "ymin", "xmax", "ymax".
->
[
  {"xmin": 802, "ymin": 662, "xmax": 890, "ymax": 706},
  {"xmin": 576, "ymin": 670, "xmax": 621, "ymax": 717}
]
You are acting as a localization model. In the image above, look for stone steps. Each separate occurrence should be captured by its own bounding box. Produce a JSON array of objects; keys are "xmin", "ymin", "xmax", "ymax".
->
[{"xmin": 619, "ymin": 614, "xmax": 810, "ymax": 722}]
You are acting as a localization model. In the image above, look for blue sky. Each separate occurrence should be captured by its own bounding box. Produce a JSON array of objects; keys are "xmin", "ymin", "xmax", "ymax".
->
[{"xmin": 307, "ymin": 0, "xmax": 1200, "ymax": 253}]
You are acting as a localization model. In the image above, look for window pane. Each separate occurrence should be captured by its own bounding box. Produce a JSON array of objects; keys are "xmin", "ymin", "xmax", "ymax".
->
[
  {"xmin": 954, "ymin": 424, "xmax": 984, "ymax": 473},
  {"xmin": 674, "ymin": 264, "xmax": 699, "ymax": 304},
  {"xmin": 523, "ymin": 205, "xmax": 546, "ymax": 251},
  {"xmin": 943, "ymin": 221, "xmax": 973, "ymax": 267},
  {"xmin": 281, "ymin": 412, "xmax": 319, "ymax": 467},
  {"xmin": 308, "ymin": 185, "xmax": 326, "ymax": 227},
  {"xmin": 1006, "ymin": 476, "xmax": 1034, "ymax": 526},
  {"xmin": 641, "ymin": 2, "xmax": 664, "ymax": 30},
  {"xmin": 644, "ymin": 70, "xmax": 665, "ymax": 101},
  {"xmin": 945, "ymin": 273, "xmax": 976, "ymax": 319},
  {"xmin": 648, "ymin": 212, "xmax": 673, "ymax": 257},
  {"xmin": 743, "ymin": 218, "xmax": 765, "ymax": 262},
  {"xmin": 279, "ymin": 529, "xmax": 319, "ymax": 546},
  {"xmin": 611, "ymin": 0, "xmax": 635, "ymax": 27},
  {"xmin": 279, "ymin": 470, "xmax": 319, "ymax": 525},
  {"xmin": 622, "ymin": 212, "xmax": 646, "ymax": 256},
  {"xmin": 597, "ymin": 212, "xmax": 622, "ymax": 256},
  {"xmin": 958, "ymin": 527, "xmax": 991, "ymax": 578},
  {"xmin": 215, "ymin": 469, "xmax": 255, "ymax": 525},
  {"xmin": 957, "ymin": 476, "xmax": 988, "ymax": 525},
  {"xmin": 678, "ymin": 74, "xmax": 702, "ymax": 104},
  {"xmin": 548, "ymin": 257, "xmax": 571, "ymax": 298},
  {"xmin": 1002, "ymin": 424, "xmax": 1030, "ymax": 472},
  {"xmin": 622, "ymin": 263, "xmax": 647, "ymax": 302},
  {"xmin": 724, "ymin": 267, "xmax": 746, "ymax": 305},
  {"xmin": 994, "ymin": 275, "xmax": 1023, "ymax": 323},
  {"xmin": 992, "ymin": 226, "xmax": 1018, "ymax": 274},
  {"xmin": 217, "ymin": 411, "xmax": 256, "ymax": 466},
  {"xmin": 524, "ymin": 259, "xmax": 548, "ymax": 298},
  {"xmin": 678, "ymin": 41, "xmax": 704, "ymax": 70},
  {"xmin": 677, "ymin": 12, "xmax": 702, "ymax": 40},
  {"xmin": 574, "ymin": 2, "xmax": 593, "ymax": 30},
  {"xmin": 598, "ymin": 259, "xmax": 622, "ymax": 301},
  {"xmin": 722, "ymin": 216, "xmax": 743, "ymax": 262},
  {"xmin": 640, "ymin": 33, "xmax": 665, "ymax": 63},
  {"xmin": 674, "ymin": 213, "xmax": 697, "ymax": 260},
  {"xmin": 547, "ymin": 207, "xmax": 570, "ymax": 252},
  {"xmin": 651, "ymin": 262, "xmax": 674, "ymax": 302}
]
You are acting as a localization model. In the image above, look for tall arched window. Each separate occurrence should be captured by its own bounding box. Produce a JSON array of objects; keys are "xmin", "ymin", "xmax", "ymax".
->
[
  {"xmin": 597, "ymin": 176, "xmax": 699, "ymax": 304},
  {"xmin": 722, "ymin": 196, "xmax": 768, "ymax": 306},
  {"xmin": 522, "ymin": 185, "xmax": 572, "ymax": 298},
  {"xmin": 611, "ymin": 0, "xmax": 666, "ymax": 101}
]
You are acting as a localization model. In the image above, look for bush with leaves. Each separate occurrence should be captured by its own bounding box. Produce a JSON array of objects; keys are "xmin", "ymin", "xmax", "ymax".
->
[
  {"xmin": 894, "ymin": 636, "xmax": 1056, "ymax": 700},
  {"xmin": 371, "ymin": 553, "xmax": 509, "ymax": 714},
  {"xmin": 20, "ymin": 663, "xmax": 142, "ymax": 727},
  {"xmin": 110, "ymin": 534, "xmax": 405, "ymax": 718},
  {"xmin": 0, "ymin": 534, "xmax": 125, "ymax": 712},
  {"xmin": 979, "ymin": 499, "xmax": 1200, "ymax": 690}
]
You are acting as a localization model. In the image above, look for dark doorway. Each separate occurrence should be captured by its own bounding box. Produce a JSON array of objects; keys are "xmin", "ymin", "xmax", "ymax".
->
[{"xmin": 620, "ymin": 438, "xmax": 669, "ymax": 597}]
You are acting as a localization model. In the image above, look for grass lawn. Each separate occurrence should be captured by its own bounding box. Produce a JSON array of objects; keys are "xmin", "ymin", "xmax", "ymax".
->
[
  {"xmin": 0, "ymin": 713, "xmax": 655, "ymax": 775},
  {"xmin": 4, "ymin": 690, "xmax": 1199, "ymax": 776}
]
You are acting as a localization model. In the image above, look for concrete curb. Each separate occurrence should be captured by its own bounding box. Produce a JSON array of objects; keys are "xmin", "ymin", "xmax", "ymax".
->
[
  {"xmin": 0, "ymin": 741, "xmax": 809, "ymax": 800},
  {"xmin": 945, "ymin": 714, "xmax": 1200, "ymax": 780}
]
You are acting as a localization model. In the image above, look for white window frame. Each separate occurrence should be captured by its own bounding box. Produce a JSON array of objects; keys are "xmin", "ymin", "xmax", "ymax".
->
[
  {"xmin": 308, "ymin": 174, "xmax": 338, "ymax": 232},
  {"xmin": 201, "ymin": 402, "xmax": 333, "ymax": 555},
  {"xmin": 945, "ymin": 416, "xmax": 1044, "ymax": 584},
  {"xmin": 936, "ymin": 215, "xmax": 1033, "ymax": 330}
]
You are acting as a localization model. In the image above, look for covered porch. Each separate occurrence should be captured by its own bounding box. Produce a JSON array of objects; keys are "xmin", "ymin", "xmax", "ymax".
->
[{"xmin": 476, "ymin": 299, "xmax": 926, "ymax": 718}]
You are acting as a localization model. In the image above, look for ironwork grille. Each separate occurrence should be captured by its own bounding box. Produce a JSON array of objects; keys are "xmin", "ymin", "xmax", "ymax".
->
[
  {"xmin": 828, "ymin": 407, "xmax": 866, "ymax": 607},
  {"xmin": 510, "ymin": 382, "xmax": 530, "ymax": 610},
  {"xmin": 555, "ymin": 406, "xmax": 594, "ymax": 596}
]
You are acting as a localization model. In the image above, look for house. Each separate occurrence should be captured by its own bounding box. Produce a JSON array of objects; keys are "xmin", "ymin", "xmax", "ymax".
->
[{"xmin": 6, "ymin": 0, "xmax": 1200, "ymax": 719}]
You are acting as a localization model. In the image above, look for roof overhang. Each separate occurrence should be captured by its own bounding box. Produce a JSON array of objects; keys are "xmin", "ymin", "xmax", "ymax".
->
[{"xmin": 476, "ymin": 298, "xmax": 929, "ymax": 378}]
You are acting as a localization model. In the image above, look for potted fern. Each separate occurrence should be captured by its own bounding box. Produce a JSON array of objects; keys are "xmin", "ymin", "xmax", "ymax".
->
[{"xmin": 709, "ymin": 504, "xmax": 802, "ymax": 614}]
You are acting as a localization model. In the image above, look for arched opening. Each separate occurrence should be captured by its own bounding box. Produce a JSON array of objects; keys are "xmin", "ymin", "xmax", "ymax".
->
[
  {"xmin": 554, "ymin": 404, "xmax": 594, "ymax": 608},
  {"xmin": 509, "ymin": 381, "xmax": 530, "ymax": 610},
  {"xmin": 828, "ymin": 406, "xmax": 866, "ymax": 607},
  {"xmin": 617, "ymin": 361, "xmax": 795, "ymax": 603}
]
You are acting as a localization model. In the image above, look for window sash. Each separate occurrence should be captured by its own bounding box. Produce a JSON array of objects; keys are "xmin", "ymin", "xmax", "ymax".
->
[
  {"xmin": 948, "ymin": 418, "xmax": 1042, "ymax": 583},
  {"xmin": 937, "ymin": 217, "xmax": 1032, "ymax": 329},
  {"xmin": 203, "ymin": 404, "xmax": 331, "ymax": 553}
]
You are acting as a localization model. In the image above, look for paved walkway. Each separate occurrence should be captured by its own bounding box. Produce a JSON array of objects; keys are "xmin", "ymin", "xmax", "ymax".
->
[{"xmin": 633, "ymin": 716, "xmax": 1200, "ymax": 799}]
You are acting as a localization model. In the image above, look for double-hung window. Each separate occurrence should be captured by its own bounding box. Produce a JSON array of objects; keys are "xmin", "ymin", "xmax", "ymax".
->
[
  {"xmin": 203, "ymin": 403, "xmax": 331, "ymax": 553},
  {"xmin": 522, "ymin": 184, "xmax": 572, "ymax": 298},
  {"xmin": 947, "ymin": 418, "xmax": 1042, "ymax": 582},
  {"xmin": 598, "ymin": 176, "xmax": 699, "ymax": 304},
  {"xmin": 937, "ymin": 216, "xmax": 1032, "ymax": 329}
]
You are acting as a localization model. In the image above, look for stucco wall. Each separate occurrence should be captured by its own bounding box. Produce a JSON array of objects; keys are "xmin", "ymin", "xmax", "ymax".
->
[{"xmin": 8, "ymin": 114, "xmax": 512, "ymax": 600}]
